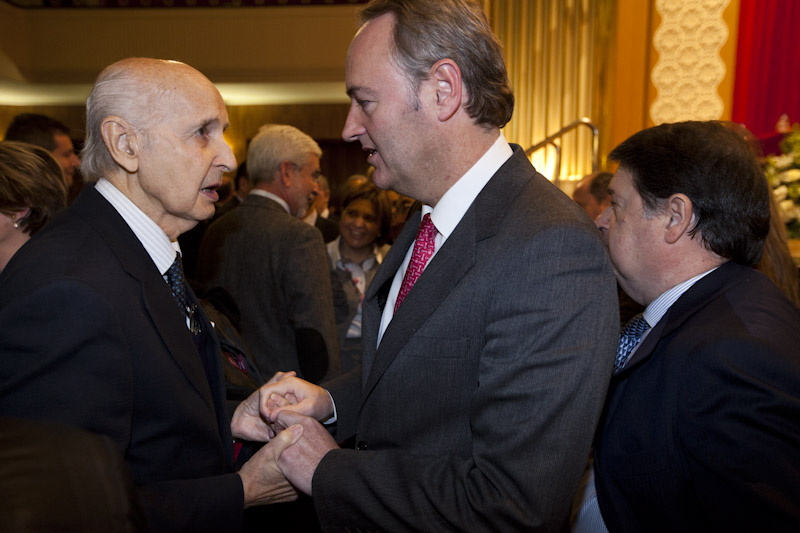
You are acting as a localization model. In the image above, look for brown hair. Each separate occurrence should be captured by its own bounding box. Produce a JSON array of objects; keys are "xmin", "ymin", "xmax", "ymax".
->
[
  {"xmin": 341, "ymin": 181, "xmax": 393, "ymax": 246},
  {"xmin": 360, "ymin": 0, "xmax": 514, "ymax": 129},
  {"xmin": 0, "ymin": 141, "xmax": 68, "ymax": 236}
]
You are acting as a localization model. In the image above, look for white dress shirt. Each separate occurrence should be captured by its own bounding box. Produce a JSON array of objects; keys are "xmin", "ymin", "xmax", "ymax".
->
[
  {"xmin": 249, "ymin": 189, "xmax": 291, "ymax": 214},
  {"xmin": 94, "ymin": 179, "xmax": 180, "ymax": 274},
  {"xmin": 377, "ymin": 133, "xmax": 513, "ymax": 345}
]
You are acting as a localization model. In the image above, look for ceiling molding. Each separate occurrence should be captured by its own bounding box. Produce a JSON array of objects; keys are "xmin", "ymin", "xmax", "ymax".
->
[{"xmin": 0, "ymin": 0, "xmax": 367, "ymax": 8}]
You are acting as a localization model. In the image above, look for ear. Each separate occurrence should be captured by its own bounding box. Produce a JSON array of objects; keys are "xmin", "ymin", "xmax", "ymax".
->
[
  {"xmin": 279, "ymin": 160, "xmax": 294, "ymax": 188},
  {"xmin": 663, "ymin": 193, "xmax": 694, "ymax": 244},
  {"xmin": 100, "ymin": 116, "xmax": 139, "ymax": 173},
  {"xmin": 431, "ymin": 59, "xmax": 462, "ymax": 122},
  {"xmin": 11, "ymin": 207, "xmax": 31, "ymax": 226}
]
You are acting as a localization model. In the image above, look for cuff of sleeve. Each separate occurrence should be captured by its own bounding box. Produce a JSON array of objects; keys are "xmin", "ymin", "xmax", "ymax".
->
[{"xmin": 323, "ymin": 389, "xmax": 337, "ymax": 425}]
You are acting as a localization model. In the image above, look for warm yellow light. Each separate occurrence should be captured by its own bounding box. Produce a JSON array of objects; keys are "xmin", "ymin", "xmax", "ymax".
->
[{"xmin": 0, "ymin": 81, "xmax": 348, "ymax": 106}]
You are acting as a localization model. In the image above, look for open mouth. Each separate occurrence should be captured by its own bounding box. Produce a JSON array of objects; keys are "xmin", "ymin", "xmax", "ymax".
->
[{"xmin": 200, "ymin": 184, "xmax": 220, "ymax": 200}]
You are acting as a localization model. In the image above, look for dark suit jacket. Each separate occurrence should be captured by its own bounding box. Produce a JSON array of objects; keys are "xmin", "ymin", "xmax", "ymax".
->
[
  {"xmin": 315, "ymin": 145, "xmax": 619, "ymax": 531},
  {"xmin": 197, "ymin": 194, "xmax": 340, "ymax": 383},
  {"xmin": 595, "ymin": 261, "xmax": 800, "ymax": 532},
  {"xmin": 0, "ymin": 416, "xmax": 145, "ymax": 532},
  {"xmin": 0, "ymin": 186, "xmax": 243, "ymax": 532},
  {"xmin": 315, "ymin": 214, "xmax": 340, "ymax": 244}
]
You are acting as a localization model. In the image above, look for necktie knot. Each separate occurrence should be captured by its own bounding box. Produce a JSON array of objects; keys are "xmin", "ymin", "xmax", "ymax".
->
[
  {"xmin": 614, "ymin": 314, "xmax": 650, "ymax": 372},
  {"xmin": 395, "ymin": 213, "xmax": 437, "ymax": 312}
]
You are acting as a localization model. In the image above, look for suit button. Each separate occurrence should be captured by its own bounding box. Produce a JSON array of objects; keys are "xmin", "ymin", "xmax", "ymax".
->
[{"xmin": 356, "ymin": 441, "xmax": 368, "ymax": 450}]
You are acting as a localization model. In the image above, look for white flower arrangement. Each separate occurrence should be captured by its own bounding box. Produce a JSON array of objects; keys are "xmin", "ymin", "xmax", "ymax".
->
[{"xmin": 765, "ymin": 125, "xmax": 800, "ymax": 238}]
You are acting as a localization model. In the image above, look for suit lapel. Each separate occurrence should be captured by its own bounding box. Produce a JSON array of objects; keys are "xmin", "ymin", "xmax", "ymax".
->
[
  {"xmin": 362, "ymin": 210, "xmax": 477, "ymax": 397},
  {"xmin": 360, "ymin": 146, "xmax": 532, "ymax": 404},
  {"xmin": 72, "ymin": 187, "xmax": 217, "ymax": 413},
  {"xmin": 615, "ymin": 261, "xmax": 745, "ymax": 374},
  {"xmin": 361, "ymin": 210, "xmax": 420, "ymax": 380}
]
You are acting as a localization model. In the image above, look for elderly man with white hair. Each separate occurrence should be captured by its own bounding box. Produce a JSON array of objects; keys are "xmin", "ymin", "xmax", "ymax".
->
[{"xmin": 0, "ymin": 58, "xmax": 303, "ymax": 532}]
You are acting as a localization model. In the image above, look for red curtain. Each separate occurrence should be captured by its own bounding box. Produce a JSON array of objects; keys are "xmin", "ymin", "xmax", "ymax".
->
[{"xmin": 732, "ymin": 0, "xmax": 800, "ymax": 138}]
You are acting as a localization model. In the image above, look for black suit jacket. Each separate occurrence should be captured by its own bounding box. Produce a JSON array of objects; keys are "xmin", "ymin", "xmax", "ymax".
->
[
  {"xmin": 316, "ymin": 145, "xmax": 619, "ymax": 531},
  {"xmin": 315, "ymin": 214, "xmax": 340, "ymax": 244},
  {"xmin": 595, "ymin": 261, "xmax": 800, "ymax": 532},
  {"xmin": 0, "ymin": 186, "xmax": 243, "ymax": 532}
]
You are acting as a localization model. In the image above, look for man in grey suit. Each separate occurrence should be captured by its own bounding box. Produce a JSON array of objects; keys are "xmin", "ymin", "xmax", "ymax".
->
[
  {"xmin": 251, "ymin": 0, "xmax": 618, "ymax": 530},
  {"xmin": 198, "ymin": 124, "xmax": 340, "ymax": 384}
]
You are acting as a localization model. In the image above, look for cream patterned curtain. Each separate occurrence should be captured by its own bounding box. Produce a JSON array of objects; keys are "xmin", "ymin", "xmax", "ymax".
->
[{"xmin": 483, "ymin": 0, "xmax": 614, "ymax": 183}]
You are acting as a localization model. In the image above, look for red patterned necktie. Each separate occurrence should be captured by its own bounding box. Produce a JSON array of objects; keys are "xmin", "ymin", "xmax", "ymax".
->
[{"xmin": 394, "ymin": 213, "xmax": 437, "ymax": 313}]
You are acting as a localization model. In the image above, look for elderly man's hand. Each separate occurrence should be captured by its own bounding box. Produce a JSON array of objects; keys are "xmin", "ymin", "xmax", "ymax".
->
[
  {"xmin": 231, "ymin": 371, "xmax": 296, "ymax": 441},
  {"xmin": 275, "ymin": 410, "xmax": 339, "ymax": 495},
  {"xmin": 259, "ymin": 376, "xmax": 334, "ymax": 423},
  {"xmin": 238, "ymin": 424, "xmax": 303, "ymax": 507}
]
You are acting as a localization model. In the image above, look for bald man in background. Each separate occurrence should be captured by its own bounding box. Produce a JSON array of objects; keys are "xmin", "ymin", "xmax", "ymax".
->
[{"xmin": 572, "ymin": 171, "xmax": 612, "ymax": 221}]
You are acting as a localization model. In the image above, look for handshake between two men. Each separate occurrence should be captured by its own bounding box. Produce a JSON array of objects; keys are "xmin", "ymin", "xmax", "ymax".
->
[{"xmin": 232, "ymin": 372, "xmax": 337, "ymax": 503}]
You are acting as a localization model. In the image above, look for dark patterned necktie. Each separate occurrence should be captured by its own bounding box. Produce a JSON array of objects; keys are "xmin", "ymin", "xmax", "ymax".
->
[
  {"xmin": 164, "ymin": 253, "xmax": 200, "ymax": 335},
  {"xmin": 614, "ymin": 313, "xmax": 650, "ymax": 372},
  {"xmin": 395, "ymin": 213, "xmax": 437, "ymax": 313}
]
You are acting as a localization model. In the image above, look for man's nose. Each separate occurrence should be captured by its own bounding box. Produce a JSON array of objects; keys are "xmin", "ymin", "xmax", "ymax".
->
[
  {"xmin": 217, "ymin": 140, "xmax": 237, "ymax": 172},
  {"xmin": 342, "ymin": 105, "xmax": 365, "ymax": 142},
  {"xmin": 595, "ymin": 206, "xmax": 612, "ymax": 230}
]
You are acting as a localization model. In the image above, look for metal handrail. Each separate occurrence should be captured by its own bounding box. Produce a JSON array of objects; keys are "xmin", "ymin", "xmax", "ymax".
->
[{"xmin": 524, "ymin": 117, "xmax": 600, "ymax": 186}]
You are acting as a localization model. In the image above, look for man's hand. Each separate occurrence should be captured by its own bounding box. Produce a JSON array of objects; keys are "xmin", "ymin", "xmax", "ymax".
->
[
  {"xmin": 239, "ymin": 424, "xmax": 303, "ymax": 507},
  {"xmin": 275, "ymin": 410, "xmax": 339, "ymax": 495},
  {"xmin": 231, "ymin": 371, "xmax": 296, "ymax": 441},
  {"xmin": 259, "ymin": 376, "xmax": 334, "ymax": 423}
]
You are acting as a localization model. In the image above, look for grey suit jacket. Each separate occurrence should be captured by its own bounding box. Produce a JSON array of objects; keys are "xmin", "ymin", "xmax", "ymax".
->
[
  {"xmin": 197, "ymin": 194, "xmax": 340, "ymax": 383},
  {"xmin": 315, "ymin": 145, "xmax": 619, "ymax": 531}
]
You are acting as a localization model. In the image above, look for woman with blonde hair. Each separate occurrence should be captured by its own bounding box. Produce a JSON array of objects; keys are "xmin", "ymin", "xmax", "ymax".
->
[{"xmin": 0, "ymin": 141, "xmax": 68, "ymax": 273}]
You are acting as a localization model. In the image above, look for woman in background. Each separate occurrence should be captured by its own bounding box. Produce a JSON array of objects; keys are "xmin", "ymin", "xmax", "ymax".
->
[
  {"xmin": 0, "ymin": 141, "xmax": 67, "ymax": 273},
  {"xmin": 327, "ymin": 181, "xmax": 392, "ymax": 373}
]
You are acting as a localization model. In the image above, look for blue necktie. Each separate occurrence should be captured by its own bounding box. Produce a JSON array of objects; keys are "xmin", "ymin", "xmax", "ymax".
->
[
  {"xmin": 614, "ymin": 314, "xmax": 650, "ymax": 372},
  {"xmin": 164, "ymin": 253, "xmax": 200, "ymax": 335}
]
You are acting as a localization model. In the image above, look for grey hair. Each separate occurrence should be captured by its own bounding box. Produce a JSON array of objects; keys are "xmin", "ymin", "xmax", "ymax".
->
[
  {"xmin": 360, "ymin": 0, "xmax": 514, "ymax": 129},
  {"xmin": 80, "ymin": 58, "xmax": 184, "ymax": 182},
  {"xmin": 247, "ymin": 124, "xmax": 322, "ymax": 186}
]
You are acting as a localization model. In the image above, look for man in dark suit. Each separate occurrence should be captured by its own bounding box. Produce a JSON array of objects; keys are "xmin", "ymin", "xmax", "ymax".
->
[
  {"xmin": 251, "ymin": 1, "xmax": 619, "ymax": 530},
  {"xmin": 578, "ymin": 121, "xmax": 800, "ymax": 531},
  {"xmin": 4, "ymin": 112, "xmax": 81, "ymax": 188},
  {"xmin": 0, "ymin": 58, "xmax": 303, "ymax": 532},
  {"xmin": 198, "ymin": 124, "xmax": 340, "ymax": 384}
]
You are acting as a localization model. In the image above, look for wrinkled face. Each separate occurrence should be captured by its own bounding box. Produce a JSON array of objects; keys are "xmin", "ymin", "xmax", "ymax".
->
[
  {"xmin": 596, "ymin": 168, "xmax": 665, "ymax": 305},
  {"xmin": 51, "ymin": 133, "xmax": 80, "ymax": 187},
  {"xmin": 286, "ymin": 155, "xmax": 321, "ymax": 219},
  {"xmin": 134, "ymin": 75, "xmax": 236, "ymax": 239},
  {"xmin": 342, "ymin": 14, "xmax": 431, "ymax": 199},
  {"xmin": 340, "ymin": 198, "xmax": 380, "ymax": 252}
]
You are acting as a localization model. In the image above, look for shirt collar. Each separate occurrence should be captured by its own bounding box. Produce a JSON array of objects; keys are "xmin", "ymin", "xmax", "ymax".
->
[
  {"xmin": 327, "ymin": 235, "xmax": 379, "ymax": 270},
  {"xmin": 94, "ymin": 178, "xmax": 179, "ymax": 275},
  {"xmin": 424, "ymin": 132, "xmax": 513, "ymax": 239},
  {"xmin": 643, "ymin": 266, "xmax": 720, "ymax": 327},
  {"xmin": 250, "ymin": 189, "xmax": 290, "ymax": 214}
]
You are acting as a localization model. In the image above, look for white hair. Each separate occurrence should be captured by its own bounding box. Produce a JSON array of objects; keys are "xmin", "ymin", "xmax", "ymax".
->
[{"xmin": 246, "ymin": 124, "xmax": 322, "ymax": 186}]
